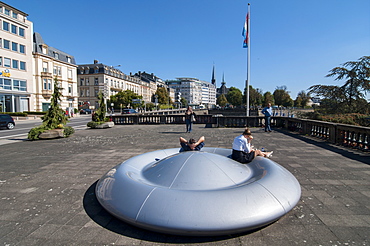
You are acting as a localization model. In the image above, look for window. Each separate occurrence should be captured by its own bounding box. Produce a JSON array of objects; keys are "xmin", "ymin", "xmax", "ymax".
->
[
  {"xmin": 80, "ymin": 90, "xmax": 84, "ymax": 97},
  {"xmin": 4, "ymin": 78, "xmax": 11, "ymax": 90},
  {"xmin": 4, "ymin": 8, "xmax": 10, "ymax": 15},
  {"xmin": 68, "ymin": 84, "xmax": 72, "ymax": 94},
  {"xmin": 4, "ymin": 58, "xmax": 11, "ymax": 67},
  {"xmin": 12, "ymin": 42, "xmax": 18, "ymax": 52},
  {"xmin": 43, "ymin": 62, "xmax": 48, "ymax": 72},
  {"xmin": 3, "ymin": 21, "xmax": 9, "ymax": 31},
  {"xmin": 80, "ymin": 78, "xmax": 84, "ymax": 86},
  {"xmin": 20, "ymin": 80, "xmax": 27, "ymax": 91},
  {"xmin": 0, "ymin": 57, "xmax": 2, "ymax": 66},
  {"xmin": 0, "ymin": 7, "xmax": 2, "ymax": 13},
  {"xmin": 85, "ymin": 78, "xmax": 89, "ymax": 85},
  {"xmin": 19, "ymin": 28, "xmax": 24, "ymax": 37},
  {"xmin": 66, "ymin": 56, "xmax": 71, "ymax": 63},
  {"xmin": 95, "ymin": 68, "xmax": 99, "ymax": 73},
  {"xmin": 12, "ymin": 59, "xmax": 18, "ymax": 69},
  {"xmin": 12, "ymin": 12, "xmax": 18, "ymax": 19},
  {"xmin": 19, "ymin": 44, "xmax": 25, "ymax": 53},
  {"xmin": 86, "ymin": 89, "xmax": 90, "ymax": 96},
  {"xmin": 20, "ymin": 61, "xmax": 26, "ymax": 70},
  {"xmin": 11, "ymin": 24, "xmax": 17, "ymax": 34},
  {"xmin": 58, "ymin": 66, "xmax": 61, "ymax": 75},
  {"xmin": 3, "ymin": 39, "xmax": 10, "ymax": 49},
  {"xmin": 54, "ymin": 52, "xmax": 59, "ymax": 59},
  {"xmin": 43, "ymin": 79, "xmax": 47, "ymax": 90},
  {"xmin": 0, "ymin": 38, "xmax": 1, "ymax": 48},
  {"xmin": 94, "ymin": 78, "xmax": 99, "ymax": 85},
  {"xmin": 68, "ymin": 69, "xmax": 72, "ymax": 79},
  {"xmin": 16, "ymin": 80, "xmax": 27, "ymax": 91}
]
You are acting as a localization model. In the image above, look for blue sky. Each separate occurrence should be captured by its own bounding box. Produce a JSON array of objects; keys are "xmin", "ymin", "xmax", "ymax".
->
[{"xmin": 6, "ymin": 0, "xmax": 370, "ymax": 99}]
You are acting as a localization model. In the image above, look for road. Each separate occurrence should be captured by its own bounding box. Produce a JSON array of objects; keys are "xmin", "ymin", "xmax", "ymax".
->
[{"xmin": 0, "ymin": 114, "xmax": 92, "ymax": 145}]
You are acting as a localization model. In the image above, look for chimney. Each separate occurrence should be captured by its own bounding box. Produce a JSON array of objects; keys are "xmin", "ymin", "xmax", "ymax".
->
[{"xmin": 94, "ymin": 60, "xmax": 99, "ymax": 64}]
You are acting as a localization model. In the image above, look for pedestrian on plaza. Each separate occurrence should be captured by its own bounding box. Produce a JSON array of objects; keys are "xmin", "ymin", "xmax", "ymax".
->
[
  {"xmin": 232, "ymin": 128, "xmax": 273, "ymax": 164},
  {"xmin": 262, "ymin": 102, "xmax": 273, "ymax": 132},
  {"xmin": 179, "ymin": 136, "xmax": 205, "ymax": 152},
  {"xmin": 184, "ymin": 106, "xmax": 196, "ymax": 133}
]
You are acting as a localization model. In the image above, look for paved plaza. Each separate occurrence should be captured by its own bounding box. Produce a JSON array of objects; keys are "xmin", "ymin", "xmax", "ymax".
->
[{"xmin": 0, "ymin": 124, "xmax": 369, "ymax": 245}]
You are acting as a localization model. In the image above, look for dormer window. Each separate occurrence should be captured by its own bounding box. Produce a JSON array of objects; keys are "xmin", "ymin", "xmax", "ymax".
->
[
  {"xmin": 41, "ymin": 44, "xmax": 47, "ymax": 54},
  {"xmin": 54, "ymin": 52, "xmax": 59, "ymax": 59},
  {"xmin": 66, "ymin": 56, "xmax": 71, "ymax": 63}
]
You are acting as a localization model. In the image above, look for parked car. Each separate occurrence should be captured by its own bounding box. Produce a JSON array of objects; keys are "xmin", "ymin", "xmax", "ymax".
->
[
  {"xmin": 122, "ymin": 109, "xmax": 138, "ymax": 114},
  {"xmin": 80, "ymin": 109, "xmax": 92, "ymax": 114},
  {"xmin": 0, "ymin": 114, "xmax": 15, "ymax": 129}
]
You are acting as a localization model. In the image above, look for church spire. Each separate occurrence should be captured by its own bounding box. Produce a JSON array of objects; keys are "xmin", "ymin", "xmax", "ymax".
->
[{"xmin": 211, "ymin": 64, "xmax": 216, "ymax": 85}]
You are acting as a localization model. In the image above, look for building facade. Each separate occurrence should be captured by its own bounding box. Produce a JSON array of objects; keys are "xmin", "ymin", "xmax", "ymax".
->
[
  {"xmin": 33, "ymin": 32, "xmax": 78, "ymax": 112},
  {"xmin": 0, "ymin": 1, "xmax": 33, "ymax": 112},
  {"xmin": 77, "ymin": 61, "xmax": 160, "ymax": 110},
  {"xmin": 166, "ymin": 77, "xmax": 216, "ymax": 108}
]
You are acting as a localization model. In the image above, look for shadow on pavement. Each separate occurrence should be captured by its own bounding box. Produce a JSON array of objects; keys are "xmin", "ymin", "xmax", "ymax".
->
[
  {"xmin": 83, "ymin": 181, "xmax": 259, "ymax": 243},
  {"xmin": 277, "ymin": 129, "xmax": 370, "ymax": 166}
]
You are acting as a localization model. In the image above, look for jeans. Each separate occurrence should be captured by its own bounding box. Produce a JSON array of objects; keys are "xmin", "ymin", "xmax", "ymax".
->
[
  {"xmin": 265, "ymin": 116, "xmax": 271, "ymax": 131},
  {"xmin": 185, "ymin": 119, "xmax": 192, "ymax": 132}
]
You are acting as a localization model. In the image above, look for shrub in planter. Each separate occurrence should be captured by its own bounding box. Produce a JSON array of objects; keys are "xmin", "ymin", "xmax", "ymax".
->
[{"xmin": 28, "ymin": 77, "xmax": 75, "ymax": 140}]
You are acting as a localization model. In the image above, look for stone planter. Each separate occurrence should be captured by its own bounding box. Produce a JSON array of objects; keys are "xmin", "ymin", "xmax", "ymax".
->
[
  {"xmin": 90, "ymin": 121, "xmax": 115, "ymax": 129},
  {"xmin": 38, "ymin": 129, "xmax": 64, "ymax": 139}
]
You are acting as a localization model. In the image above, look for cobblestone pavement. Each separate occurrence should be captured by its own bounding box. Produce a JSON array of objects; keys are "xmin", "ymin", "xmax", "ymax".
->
[{"xmin": 0, "ymin": 124, "xmax": 369, "ymax": 245}]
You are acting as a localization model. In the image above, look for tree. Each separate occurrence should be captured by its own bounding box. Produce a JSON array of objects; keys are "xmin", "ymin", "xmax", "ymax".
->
[
  {"xmin": 154, "ymin": 87, "xmax": 171, "ymax": 105},
  {"xmin": 245, "ymin": 85, "xmax": 263, "ymax": 107},
  {"xmin": 226, "ymin": 87, "xmax": 243, "ymax": 106},
  {"xmin": 309, "ymin": 56, "xmax": 370, "ymax": 114},
  {"xmin": 325, "ymin": 55, "xmax": 370, "ymax": 109},
  {"xmin": 41, "ymin": 77, "xmax": 68, "ymax": 129},
  {"xmin": 294, "ymin": 90, "xmax": 311, "ymax": 108},
  {"xmin": 217, "ymin": 94, "xmax": 228, "ymax": 107},
  {"xmin": 28, "ymin": 77, "xmax": 74, "ymax": 140},
  {"xmin": 109, "ymin": 90, "xmax": 142, "ymax": 109},
  {"xmin": 273, "ymin": 86, "xmax": 293, "ymax": 107},
  {"xmin": 94, "ymin": 91, "xmax": 107, "ymax": 122},
  {"xmin": 180, "ymin": 97, "xmax": 188, "ymax": 108},
  {"xmin": 263, "ymin": 92, "xmax": 274, "ymax": 106}
]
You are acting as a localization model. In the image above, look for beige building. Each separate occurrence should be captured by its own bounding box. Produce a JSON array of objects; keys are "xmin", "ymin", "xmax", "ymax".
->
[
  {"xmin": 0, "ymin": 1, "xmax": 33, "ymax": 112},
  {"xmin": 77, "ymin": 61, "xmax": 159, "ymax": 110},
  {"xmin": 33, "ymin": 32, "xmax": 78, "ymax": 112}
]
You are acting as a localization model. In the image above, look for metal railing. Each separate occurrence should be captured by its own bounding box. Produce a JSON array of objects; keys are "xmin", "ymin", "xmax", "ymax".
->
[{"xmin": 111, "ymin": 114, "xmax": 370, "ymax": 151}]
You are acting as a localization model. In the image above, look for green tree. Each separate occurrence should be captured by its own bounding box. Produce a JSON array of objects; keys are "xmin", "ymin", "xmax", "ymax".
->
[
  {"xmin": 263, "ymin": 92, "xmax": 274, "ymax": 106},
  {"xmin": 309, "ymin": 56, "xmax": 370, "ymax": 114},
  {"xmin": 94, "ymin": 91, "xmax": 107, "ymax": 122},
  {"xmin": 180, "ymin": 97, "xmax": 188, "ymax": 108},
  {"xmin": 109, "ymin": 90, "xmax": 142, "ymax": 109},
  {"xmin": 273, "ymin": 86, "xmax": 293, "ymax": 107},
  {"xmin": 217, "ymin": 94, "xmax": 228, "ymax": 107},
  {"xmin": 226, "ymin": 87, "xmax": 243, "ymax": 106},
  {"xmin": 294, "ymin": 90, "xmax": 311, "ymax": 108},
  {"xmin": 154, "ymin": 87, "xmax": 171, "ymax": 105},
  {"xmin": 325, "ymin": 55, "xmax": 370, "ymax": 109},
  {"xmin": 28, "ymin": 77, "xmax": 74, "ymax": 140},
  {"xmin": 246, "ymin": 86, "xmax": 263, "ymax": 106},
  {"xmin": 41, "ymin": 77, "xmax": 68, "ymax": 128}
]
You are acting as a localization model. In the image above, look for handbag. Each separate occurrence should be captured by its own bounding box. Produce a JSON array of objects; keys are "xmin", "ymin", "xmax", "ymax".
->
[{"xmin": 191, "ymin": 114, "xmax": 196, "ymax": 122}]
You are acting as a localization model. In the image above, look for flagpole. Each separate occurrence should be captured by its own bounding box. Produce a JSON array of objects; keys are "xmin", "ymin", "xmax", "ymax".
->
[{"xmin": 246, "ymin": 3, "xmax": 250, "ymax": 116}]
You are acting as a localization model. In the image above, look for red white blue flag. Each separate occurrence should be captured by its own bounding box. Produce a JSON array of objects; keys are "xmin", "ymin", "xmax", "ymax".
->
[{"xmin": 242, "ymin": 12, "xmax": 249, "ymax": 48}]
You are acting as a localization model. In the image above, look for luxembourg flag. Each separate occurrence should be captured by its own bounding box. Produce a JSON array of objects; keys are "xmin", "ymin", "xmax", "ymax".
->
[{"xmin": 242, "ymin": 12, "xmax": 249, "ymax": 48}]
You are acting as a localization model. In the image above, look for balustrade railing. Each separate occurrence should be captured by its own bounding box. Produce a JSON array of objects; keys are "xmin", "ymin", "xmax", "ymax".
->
[{"xmin": 111, "ymin": 114, "xmax": 370, "ymax": 151}]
